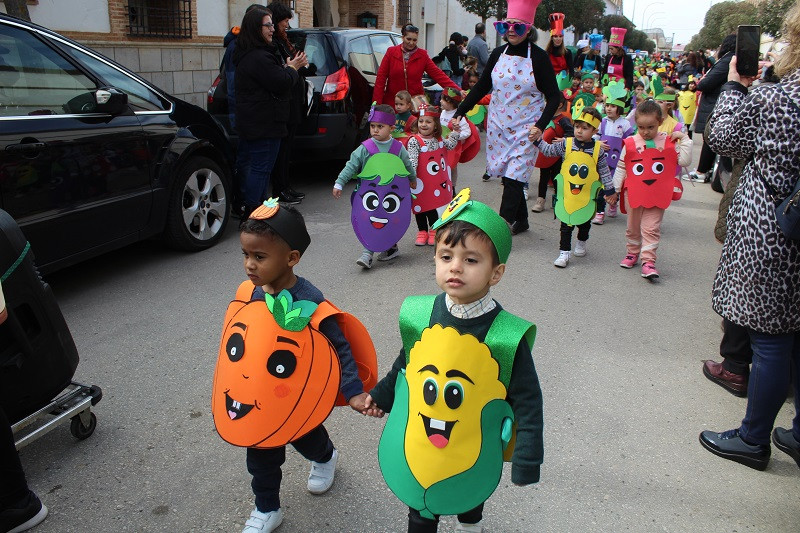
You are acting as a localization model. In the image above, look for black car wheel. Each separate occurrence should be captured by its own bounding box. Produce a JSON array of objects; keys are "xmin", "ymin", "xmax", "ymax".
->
[{"xmin": 164, "ymin": 156, "xmax": 230, "ymax": 251}]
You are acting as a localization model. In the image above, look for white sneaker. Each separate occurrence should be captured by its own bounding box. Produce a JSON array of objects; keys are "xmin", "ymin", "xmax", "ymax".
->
[
  {"xmin": 308, "ymin": 448, "xmax": 338, "ymax": 494},
  {"xmin": 554, "ymin": 251, "xmax": 570, "ymax": 268},
  {"xmin": 356, "ymin": 252, "xmax": 373, "ymax": 269},
  {"xmin": 531, "ymin": 197, "xmax": 546, "ymax": 212},
  {"xmin": 455, "ymin": 521, "xmax": 484, "ymax": 532},
  {"xmin": 574, "ymin": 240, "xmax": 587, "ymax": 257},
  {"xmin": 242, "ymin": 508, "xmax": 283, "ymax": 533},
  {"xmin": 523, "ymin": 187, "xmax": 529, "ymax": 200}
]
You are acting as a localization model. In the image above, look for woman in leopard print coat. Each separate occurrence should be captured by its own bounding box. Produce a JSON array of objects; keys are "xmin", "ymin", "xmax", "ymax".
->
[{"xmin": 699, "ymin": 9, "xmax": 800, "ymax": 471}]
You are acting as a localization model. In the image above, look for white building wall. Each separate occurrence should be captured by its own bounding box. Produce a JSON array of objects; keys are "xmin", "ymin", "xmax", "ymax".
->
[
  {"xmin": 27, "ymin": 0, "xmax": 111, "ymax": 33},
  {"xmin": 197, "ymin": 0, "xmax": 228, "ymax": 36}
]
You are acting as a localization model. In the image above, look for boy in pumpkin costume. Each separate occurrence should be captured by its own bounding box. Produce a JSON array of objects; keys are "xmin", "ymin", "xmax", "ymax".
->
[
  {"xmin": 364, "ymin": 189, "xmax": 543, "ymax": 533},
  {"xmin": 215, "ymin": 201, "xmax": 370, "ymax": 533}
]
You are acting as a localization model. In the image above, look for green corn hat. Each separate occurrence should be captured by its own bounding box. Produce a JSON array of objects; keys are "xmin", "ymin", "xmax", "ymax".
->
[{"xmin": 431, "ymin": 188, "xmax": 512, "ymax": 263}]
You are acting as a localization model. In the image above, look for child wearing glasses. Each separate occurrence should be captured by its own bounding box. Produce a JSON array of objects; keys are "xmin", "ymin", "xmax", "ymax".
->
[{"xmin": 454, "ymin": 0, "xmax": 559, "ymax": 235}]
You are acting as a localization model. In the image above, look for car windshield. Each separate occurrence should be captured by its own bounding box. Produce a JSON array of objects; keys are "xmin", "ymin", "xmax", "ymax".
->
[{"xmin": 288, "ymin": 31, "xmax": 336, "ymax": 77}]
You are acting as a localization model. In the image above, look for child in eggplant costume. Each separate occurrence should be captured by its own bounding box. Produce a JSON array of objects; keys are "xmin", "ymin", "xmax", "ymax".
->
[{"xmin": 364, "ymin": 189, "xmax": 543, "ymax": 532}]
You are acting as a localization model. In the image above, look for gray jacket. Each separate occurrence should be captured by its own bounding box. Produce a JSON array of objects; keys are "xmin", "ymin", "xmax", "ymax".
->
[{"xmin": 467, "ymin": 35, "xmax": 489, "ymax": 76}]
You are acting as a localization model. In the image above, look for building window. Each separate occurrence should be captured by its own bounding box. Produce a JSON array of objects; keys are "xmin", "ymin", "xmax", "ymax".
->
[
  {"xmin": 126, "ymin": 0, "xmax": 192, "ymax": 39},
  {"xmin": 397, "ymin": 0, "xmax": 412, "ymax": 27}
]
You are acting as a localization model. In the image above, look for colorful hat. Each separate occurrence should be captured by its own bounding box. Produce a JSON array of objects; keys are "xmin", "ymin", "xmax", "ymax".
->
[
  {"xmin": 367, "ymin": 102, "xmax": 395, "ymax": 127},
  {"xmin": 602, "ymin": 80, "xmax": 628, "ymax": 108},
  {"xmin": 432, "ymin": 188, "xmax": 512, "ymax": 264},
  {"xmin": 418, "ymin": 104, "xmax": 441, "ymax": 118},
  {"xmin": 249, "ymin": 198, "xmax": 311, "ymax": 255},
  {"xmin": 444, "ymin": 87, "xmax": 463, "ymax": 102},
  {"xmin": 589, "ymin": 33, "xmax": 604, "ymax": 51},
  {"xmin": 609, "ymin": 27, "xmax": 626, "ymax": 47},
  {"xmin": 581, "ymin": 72, "xmax": 595, "ymax": 81},
  {"xmin": 575, "ymin": 110, "xmax": 601, "ymax": 129},
  {"xmin": 506, "ymin": 0, "xmax": 542, "ymax": 24},
  {"xmin": 549, "ymin": 13, "xmax": 565, "ymax": 36}
]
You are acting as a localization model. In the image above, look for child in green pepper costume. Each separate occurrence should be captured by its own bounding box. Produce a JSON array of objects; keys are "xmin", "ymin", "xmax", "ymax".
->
[
  {"xmin": 534, "ymin": 107, "xmax": 617, "ymax": 268},
  {"xmin": 363, "ymin": 189, "xmax": 543, "ymax": 532}
]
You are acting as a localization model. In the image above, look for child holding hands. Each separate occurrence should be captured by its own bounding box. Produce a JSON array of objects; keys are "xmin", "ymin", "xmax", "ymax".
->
[
  {"xmin": 615, "ymin": 100, "xmax": 692, "ymax": 279},
  {"xmin": 363, "ymin": 189, "xmax": 542, "ymax": 533},
  {"xmin": 533, "ymin": 107, "xmax": 618, "ymax": 268}
]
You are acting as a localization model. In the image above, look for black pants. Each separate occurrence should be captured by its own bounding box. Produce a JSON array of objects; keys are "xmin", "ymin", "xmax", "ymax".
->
[
  {"xmin": 537, "ymin": 163, "xmax": 558, "ymax": 199},
  {"xmin": 408, "ymin": 503, "xmax": 484, "ymax": 532},
  {"xmin": 560, "ymin": 220, "xmax": 590, "ymax": 251},
  {"xmin": 0, "ymin": 405, "xmax": 29, "ymax": 510},
  {"xmin": 697, "ymin": 133, "xmax": 716, "ymax": 174},
  {"xmin": 720, "ymin": 318, "xmax": 753, "ymax": 376},
  {"xmin": 246, "ymin": 424, "xmax": 333, "ymax": 513},
  {"xmin": 271, "ymin": 123, "xmax": 298, "ymax": 197},
  {"xmin": 500, "ymin": 177, "xmax": 528, "ymax": 228},
  {"xmin": 416, "ymin": 211, "xmax": 438, "ymax": 231}
]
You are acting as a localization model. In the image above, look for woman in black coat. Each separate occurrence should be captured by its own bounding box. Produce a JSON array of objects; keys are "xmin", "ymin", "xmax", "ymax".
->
[
  {"xmin": 233, "ymin": 7, "xmax": 307, "ymax": 215},
  {"xmin": 267, "ymin": 2, "xmax": 306, "ymax": 204},
  {"xmin": 433, "ymin": 32, "xmax": 466, "ymax": 86},
  {"xmin": 686, "ymin": 34, "xmax": 735, "ymax": 182}
]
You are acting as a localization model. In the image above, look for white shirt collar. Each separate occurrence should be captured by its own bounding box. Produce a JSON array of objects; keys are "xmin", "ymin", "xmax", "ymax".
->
[{"xmin": 445, "ymin": 292, "xmax": 496, "ymax": 319}]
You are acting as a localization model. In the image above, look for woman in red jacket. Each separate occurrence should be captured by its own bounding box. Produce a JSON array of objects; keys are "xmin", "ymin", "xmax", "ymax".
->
[{"xmin": 372, "ymin": 24, "xmax": 462, "ymax": 106}]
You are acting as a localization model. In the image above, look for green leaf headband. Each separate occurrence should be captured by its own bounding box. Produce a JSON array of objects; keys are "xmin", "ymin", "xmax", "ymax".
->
[
  {"xmin": 357, "ymin": 152, "xmax": 410, "ymax": 185},
  {"xmin": 602, "ymin": 80, "xmax": 628, "ymax": 108},
  {"xmin": 264, "ymin": 290, "xmax": 318, "ymax": 332},
  {"xmin": 431, "ymin": 188, "xmax": 512, "ymax": 264}
]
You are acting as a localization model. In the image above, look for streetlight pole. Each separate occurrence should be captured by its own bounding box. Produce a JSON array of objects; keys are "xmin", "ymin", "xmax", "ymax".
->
[
  {"xmin": 640, "ymin": 2, "xmax": 663, "ymax": 29},
  {"xmin": 646, "ymin": 12, "xmax": 665, "ymax": 30}
]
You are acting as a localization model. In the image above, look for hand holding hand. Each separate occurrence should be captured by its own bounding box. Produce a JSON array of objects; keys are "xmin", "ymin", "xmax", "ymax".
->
[
  {"xmin": 528, "ymin": 125, "xmax": 542, "ymax": 142},
  {"xmin": 332, "ymin": 187, "xmax": 342, "ymax": 199},
  {"xmin": 605, "ymin": 192, "xmax": 619, "ymax": 206},
  {"xmin": 348, "ymin": 392, "xmax": 369, "ymax": 413},
  {"xmin": 362, "ymin": 394, "xmax": 385, "ymax": 418}
]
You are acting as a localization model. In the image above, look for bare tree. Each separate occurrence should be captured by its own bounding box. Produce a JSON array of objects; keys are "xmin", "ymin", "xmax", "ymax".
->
[{"xmin": 4, "ymin": 0, "xmax": 31, "ymax": 21}]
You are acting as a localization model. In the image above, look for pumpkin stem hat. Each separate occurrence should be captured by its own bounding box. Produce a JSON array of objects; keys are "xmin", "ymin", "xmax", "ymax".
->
[
  {"xmin": 248, "ymin": 198, "xmax": 312, "ymax": 255},
  {"xmin": 431, "ymin": 188, "xmax": 512, "ymax": 264}
]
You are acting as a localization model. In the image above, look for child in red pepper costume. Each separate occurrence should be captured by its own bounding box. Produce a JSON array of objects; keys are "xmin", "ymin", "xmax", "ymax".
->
[{"xmin": 613, "ymin": 100, "xmax": 692, "ymax": 280}]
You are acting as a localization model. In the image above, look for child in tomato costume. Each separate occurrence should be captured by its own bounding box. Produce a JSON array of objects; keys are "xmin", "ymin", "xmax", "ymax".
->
[
  {"xmin": 407, "ymin": 104, "xmax": 461, "ymax": 246},
  {"xmin": 220, "ymin": 202, "xmax": 372, "ymax": 532},
  {"xmin": 614, "ymin": 100, "xmax": 692, "ymax": 280}
]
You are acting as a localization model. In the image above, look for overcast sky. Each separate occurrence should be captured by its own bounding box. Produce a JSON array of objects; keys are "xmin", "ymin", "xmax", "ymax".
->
[{"xmin": 622, "ymin": 0, "xmax": 716, "ymax": 47}]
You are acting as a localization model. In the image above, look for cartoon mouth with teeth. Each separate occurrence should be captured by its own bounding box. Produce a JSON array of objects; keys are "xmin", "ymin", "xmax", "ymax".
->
[
  {"xmin": 420, "ymin": 414, "xmax": 456, "ymax": 448},
  {"xmin": 554, "ymin": 142, "xmax": 602, "ymax": 224},
  {"xmin": 569, "ymin": 182, "xmax": 584, "ymax": 195},
  {"xmin": 225, "ymin": 392, "xmax": 254, "ymax": 420},
  {"xmin": 370, "ymin": 215, "xmax": 388, "ymax": 229}
]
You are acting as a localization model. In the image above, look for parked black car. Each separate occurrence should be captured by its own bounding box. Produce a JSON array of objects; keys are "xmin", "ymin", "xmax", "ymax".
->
[
  {"xmin": 0, "ymin": 14, "xmax": 234, "ymax": 273},
  {"xmin": 207, "ymin": 27, "xmax": 402, "ymax": 162}
]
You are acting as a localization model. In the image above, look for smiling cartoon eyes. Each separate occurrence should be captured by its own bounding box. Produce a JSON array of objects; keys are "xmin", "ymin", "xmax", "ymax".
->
[
  {"xmin": 568, "ymin": 164, "xmax": 590, "ymax": 179},
  {"xmin": 632, "ymin": 162, "xmax": 665, "ymax": 176},
  {"xmin": 422, "ymin": 378, "xmax": 464, "ymax": 409},
  {"xmin": 226, "ymin": 333, "xmax": 245, "ymax": 362},
  {"xmin": 361, "ymin": 191, "xmax": 403, "ymax": 213},
  {"xmin": 426, "ymin": 160, "xmax": 441, "ymax": 175},
  {"xmin": 267, "ymin": 350, "xmax": 297, "ymax": 379}
]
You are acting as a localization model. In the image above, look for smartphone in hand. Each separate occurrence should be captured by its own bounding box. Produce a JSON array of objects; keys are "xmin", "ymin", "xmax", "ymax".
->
[{"xmin": 736, "ymin": 25, "xmax": 761, "ymax": 77}]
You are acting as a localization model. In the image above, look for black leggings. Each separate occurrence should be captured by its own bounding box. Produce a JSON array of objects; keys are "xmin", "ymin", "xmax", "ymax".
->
[
  {"xmin": 537, "ymin": 163, "xmax": 559, "ymax": 199},
  {"xmin": 499, "ymin": 177, "xmax": 528, "ymax": 227},
  {"xmin": 720, "ymin": 318, "xmax": 753, "ymax": 376},
  {"xmin": 697, "ymin": 133, "xmax": 716, "ymax": 174},
  {"xmin": 416, "ymin": 210, "xmax": 438, "ymax": 231},
  {"xmin": 407, "ymin": 503, "xmax": 484, "ymax": 532},
  {"xmin": 560, "ymin": 220, "xmax": 591, "ymax": 251}
]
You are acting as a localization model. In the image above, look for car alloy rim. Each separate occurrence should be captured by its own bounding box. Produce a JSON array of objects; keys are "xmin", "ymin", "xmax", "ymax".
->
[{"xmin": 182, "ymin": 167, "xmax": 227, "ymax": 241}]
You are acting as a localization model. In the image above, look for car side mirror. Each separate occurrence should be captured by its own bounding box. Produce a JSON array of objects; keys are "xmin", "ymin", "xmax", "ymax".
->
[{"xmin": 94, "ymin": 88, "xmax": 128, "ymax": 115}]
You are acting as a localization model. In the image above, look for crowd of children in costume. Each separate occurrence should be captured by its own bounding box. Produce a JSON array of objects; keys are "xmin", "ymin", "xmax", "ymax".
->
[{"xmin": 212, "ymin": 5, "xmax": 699, "ymax": 533}]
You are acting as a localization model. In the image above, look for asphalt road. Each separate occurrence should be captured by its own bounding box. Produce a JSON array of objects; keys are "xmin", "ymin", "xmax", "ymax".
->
[{"xmin": 17, "ymin": 137, "xmax": 799, "ymax": 532}]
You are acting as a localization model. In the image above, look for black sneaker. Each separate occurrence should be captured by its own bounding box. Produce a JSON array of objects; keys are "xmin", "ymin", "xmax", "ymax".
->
[
  {"xmin": 482, "ymin": 173, "xmax": 491, "ymax": 182},
  {"xmin": 0, "ymin": 491, "xmax": 48, "ymax": 533},
  {"xmin": 277, "ymin": 192, "xmax": 301, "ymax": 205},
  {"xmin": 287, "ymin": 188, "xmax": 306, "ymax": 199},
  {"xmin": 772, "ymin": 427, "xmax": 800, "ymax": 468}
]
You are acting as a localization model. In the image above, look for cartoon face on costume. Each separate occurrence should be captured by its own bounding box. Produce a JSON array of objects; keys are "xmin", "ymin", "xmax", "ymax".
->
[
  {"xmin": 403, "ymin": 325, "xmax": 507, "ymax": 489},
  {"xmin": 602, "ymin": 135, "xmax": 624, "ymax": 172},
  {"xmin": 411, "ymin": 143, "xmax": 453, "ymax": 214},
  {"xmin": 623, "ymin": 139, "xmax": 679, "ymax": 209},
  {"xmin": 212, "ymin": 293, "xmax": 341, "ymax": 448},
  {"xmin": 558, "ymin": 150, "xmax": 599, "ymax": 214},
  {"xmin": 351, "ymin": 153, "xmax": 412, "ymax": 253},
  {"xmin": 677, "ymin": 90, "xmax": 697, "ymax": 123}
]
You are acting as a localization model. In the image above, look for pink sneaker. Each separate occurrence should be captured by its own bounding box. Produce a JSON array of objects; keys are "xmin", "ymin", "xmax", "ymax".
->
[
  {"xmin": 641, "ymin": 262, "xmax": 659, "ymax": 279},
  {"xmin": 591, "ymin": 212, "xmax": 605, "ymax": 225},
  {"xmin": 620, "ymin": 253, "xmax": 639, "ymax": 269},
  {"xmin": 415, "ymin": 230, "xmax": 427, "ymax": 246},
  {"xmin": 607, "ymin": 204, "xmax": 618, "ymax": 218},
  {"xmin": 427, "ymin": 229, "xmax": 436, "ymax": 246}
]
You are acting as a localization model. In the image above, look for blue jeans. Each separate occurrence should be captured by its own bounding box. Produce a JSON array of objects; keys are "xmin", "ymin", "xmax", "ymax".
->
[
  {"xmin": 239, "ymin": 137, "xmax": 281, "ymax": 208},
  {"xmin": 739, "ymin": 329, "xmax": 800, "ymax": 445}
]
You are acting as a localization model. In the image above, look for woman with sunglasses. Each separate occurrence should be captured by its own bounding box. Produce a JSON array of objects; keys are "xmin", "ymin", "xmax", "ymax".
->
[
  {"xmin": 455, "ymin": 0, "xmax": 559, "ymax": 235},
  {"xmin": 233, "ymin": 7, "xmax": 307, "ymax": 219},
  {"xmin": 372, "ymin": 24, "xmax": 463, "ymax": 107}
]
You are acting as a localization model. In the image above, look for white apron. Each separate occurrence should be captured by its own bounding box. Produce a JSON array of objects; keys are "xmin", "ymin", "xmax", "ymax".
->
[{"xmin": 486, "ymin": 44, "xmax": 546, "ymax": 182}]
